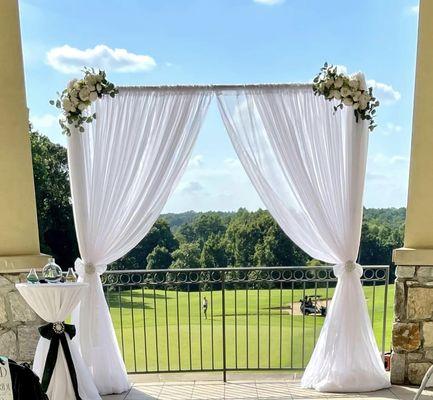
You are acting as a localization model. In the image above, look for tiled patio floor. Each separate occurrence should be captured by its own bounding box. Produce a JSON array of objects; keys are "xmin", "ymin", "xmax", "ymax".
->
[{"xmin": 101, "ymin": 373, "xmax": 433, "ymax": 400}]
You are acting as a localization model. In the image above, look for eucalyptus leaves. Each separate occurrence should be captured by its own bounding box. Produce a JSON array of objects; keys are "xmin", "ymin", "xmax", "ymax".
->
[
  {"xmin": 50, "ymin": 68, "xmax": 118, "ymax": 135},
  {"xmin": 313, "ymin": 63, "xmax": 379, "ymax": 131}
]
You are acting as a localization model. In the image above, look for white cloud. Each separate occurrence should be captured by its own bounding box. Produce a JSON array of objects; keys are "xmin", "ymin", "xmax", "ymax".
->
[
  {"xmin": 365, "ymin": 152, "xmax": 409, "ymax": 207},
  {"xmin": 366, "ymin": 79, "xmax": 401, "ymax": 105},
  {"xmin": 253, "ymin": 0, "xmax": 285, "ymax": 5},
  {"xmin": 181, "ymin": 181, "xmax": 206, "ymax": 195},
  {"xmin": 223, "ymin": 158, "xmax": 242, "ymax": 169},
  {"xmin": 381, "ymin": 122, "xmax": 403, "ymax": 136},
  {"xmin": 30, "ymin": 113, "xmax": 58, "ymax": 130},
  {"xmin": 372, "ymin": 153, "xmax": 409, "ymax": 165},
  {"xmin": 189, "ymin": 154, "xmax": 204, "ymax": 168},
  {"xmin": 46, "ymin": 44, "xmax": 156, "ymax": 74}
]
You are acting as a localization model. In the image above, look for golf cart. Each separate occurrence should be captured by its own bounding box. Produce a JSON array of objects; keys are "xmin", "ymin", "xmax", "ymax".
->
[{"xmin": 300, "ymin": 295, "xmax": 327, "ymax": 317}]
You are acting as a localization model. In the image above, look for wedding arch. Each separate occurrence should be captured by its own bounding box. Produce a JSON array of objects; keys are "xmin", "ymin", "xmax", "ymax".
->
[{"xmin": 65, "ymin": 77, "xmax": 390, "ymax": 395}]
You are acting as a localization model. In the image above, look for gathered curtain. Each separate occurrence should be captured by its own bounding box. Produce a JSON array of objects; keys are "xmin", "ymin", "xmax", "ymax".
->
[
  {"xmin": 216, "ymin": 79, "xmax": 390, "ymax": 392},
  {"xmin": 67, "ymin": 88, "xmax": 211, "ymax": 394}
]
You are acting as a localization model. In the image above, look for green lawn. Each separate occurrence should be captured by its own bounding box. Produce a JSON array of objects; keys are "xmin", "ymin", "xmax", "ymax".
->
[{"xmin": 107, "ymin": 284, "xmax": 394, "ymax": 373}]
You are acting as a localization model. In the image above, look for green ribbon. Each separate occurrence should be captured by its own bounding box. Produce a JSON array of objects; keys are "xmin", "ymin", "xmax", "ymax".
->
[{"xmin": 38, "ymin": 322, "xmax": 82, "ymax": 400}]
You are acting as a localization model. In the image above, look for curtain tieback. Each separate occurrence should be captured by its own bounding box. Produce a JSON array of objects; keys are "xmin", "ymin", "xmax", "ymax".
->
[
  {"xmin": 84, "ymin": 262, "xmax": 96, "ymax": 274},
  {"xmin": 74, "ymin": 258, "xmax": 102, "ymax": 276},
  {"xmin": 344, "ymin": 261, "xmax": 358, "ymax": 272},
  {"xmin": 333, "ymin": 261, "xmax": 363, "ymax": 277},
  {"xmin": 39, "ymin": 322, "xmax": 82, "ymax": 400}
]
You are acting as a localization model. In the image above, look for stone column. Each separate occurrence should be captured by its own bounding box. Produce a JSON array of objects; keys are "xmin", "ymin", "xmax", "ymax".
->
[
  {"xmin": 391, "ymin": 265, "xmax": 433, "ymax": 385},
  {"xmin": 0, "ymin": 0, "xmax": 49, "ymax": 271},
  {"xmin": 392, "ymin": 1, "xmax": 433, "ymax": 385},
  {"xmin": 0, "ymin": 0, "xmax": 50, "ymax": 363}
]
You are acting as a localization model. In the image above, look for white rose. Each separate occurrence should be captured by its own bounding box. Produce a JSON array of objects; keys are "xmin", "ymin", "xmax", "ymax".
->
[
  {"xmin": 67, "ymin": 79, "xmax": 78, "ymax": 91},
  {"xmin": 330, "ymin": 90, "xmax": 341, "ymax": 100},
  {"xmin": 96, "ymin": 83, "xmax": 102, "ymax": 92},
  {"xmin": 62, "ymin": 98, "xmax": 73, "ymax": 112},
  {"xmin": 77, "ymin": 102, "xmax": 87, "ymax": 111},
  {"xmin": 353, "ymin": 102, "xmax": 359, "ymax": 110},
  {"xmin": 340, "ymin": 86, "xmax": 352, "ymax": 97},
  {"xmin": 70, "ymin": 95, "xmax": 79, "ymax": 106},
  {"xmin": 352, "ymin": 91, "xmax": 362, "ymax": 101},
  {"xmin": 85, "ymin": 75, "xmax": 95, "ymax": 86},
  {"xmin": 343, "ymin": 97, "xmax": 354, "ymax": 106},
  {"xmin": 349, "ymin": 78, "xmax": 359, "ymax": 89},
  {"xmin": 334, "ymin": 77, "xmax": 344, "ymax": 88},
  {"xmin": 359, "ymin": 93, "xmax": 371, "ymax": 104},
  {"xmin": 79, "ymin": 87, "xmax": 91, "ymax": 101},
  {"xmin": 73, "ymin": 81, "xmax": 81, "ymax": 90},
  {"xmin": 89, "ymin": 91, "xmax": 98, "ymax": 102},
  {"xmin": 359, "ymin": 100, "xmax": 368, "ymax": 110}
]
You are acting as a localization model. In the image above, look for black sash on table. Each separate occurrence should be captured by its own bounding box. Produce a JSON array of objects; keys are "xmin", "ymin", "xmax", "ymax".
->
[{"xmin": 38, "ymin": 322, "xmax": 82, "ymax": 400}]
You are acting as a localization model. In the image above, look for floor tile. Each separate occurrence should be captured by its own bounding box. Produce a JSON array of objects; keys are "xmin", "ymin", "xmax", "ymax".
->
[{"xmin": 101, "ymin": 377, "xmax": 433, "ymax": 400}]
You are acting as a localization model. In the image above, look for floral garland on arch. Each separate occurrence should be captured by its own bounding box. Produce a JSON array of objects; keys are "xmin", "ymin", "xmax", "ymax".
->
[
  {"xmin": 313, "ymin": 63, "xmax": 379, "ymax": 131},
  {"xmin": 50, "ymin": 68, "xmax": 118, "ymax": 135}
]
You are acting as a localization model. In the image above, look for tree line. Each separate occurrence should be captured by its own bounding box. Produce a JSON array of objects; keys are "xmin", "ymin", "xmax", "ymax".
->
[{"xmin": 30, "ymin": 128, "xmax": 405, "ymax": 270}]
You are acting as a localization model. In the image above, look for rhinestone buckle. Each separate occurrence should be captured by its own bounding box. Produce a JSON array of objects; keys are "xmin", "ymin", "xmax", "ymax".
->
[{"xmin": 52, "ymin": 322, "xmax": 65, "ymax": 335}]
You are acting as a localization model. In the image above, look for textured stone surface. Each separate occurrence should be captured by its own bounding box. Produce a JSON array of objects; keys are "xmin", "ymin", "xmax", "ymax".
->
[
  {"xmin": 407, "ymin": 287, "xmax": 433, "ymax": 319},
  {"xmin": 0, "ymin": 275, "xmax": 11, "ymax": 288},
  {"xmin": 407, "ymin": 352, "xmax": 423, "ymax": 361},
  {"xmin": 17, "ymin": 325, "xmax": 40, "ymax": 361},
  {"xmin": 8, "ymin": 291, "xmax": 37, "ymax": 322},
  {"xmin": 396, "ymin": 266, "xmax": 415, "ymax": 279},
  {"xmin": 0, "ymin": 298, "xmax": 7, "ymax": 325},
  {"xmin": 426, "ymin": 350, "xmax": 433, "ymax": 360},
  {"xmin": 424, "ymin": 321, "xmax": 433, "ymax": 347},
  {"xmin": 0, "ymin": 330, "xmax": 18, "ymax": 360},
  {"xmin": 393, "ymin": 322, "xmax": 420, "ymax": 351},
  {"xmin": 390, "ymin": 352, "xmax": 405, "ymax": 384},
  {"xmin": 394, "ymin": 281, "xmax": 405, "ymax": 321},
  {"xmin": 418, "ymin": 266, "xmax": 433, "ymax": 280},
  {"xmin": 408, "ymin": 362, "xmax": 432, "ymax": 385}
]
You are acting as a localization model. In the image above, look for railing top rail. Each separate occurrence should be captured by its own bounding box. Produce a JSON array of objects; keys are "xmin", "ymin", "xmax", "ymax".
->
[{"xmin": 103, "ymin": 265, "xmax": 389, "ymax": 274}]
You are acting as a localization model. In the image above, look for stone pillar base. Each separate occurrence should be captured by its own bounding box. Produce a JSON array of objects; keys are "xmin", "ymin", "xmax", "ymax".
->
[
  {"xmin": 0, "ymin": 272, "xmax": 44, "ymax": 364},
  {"xmin": 391, "ymin": 261, "xmax": 433, "ymax": 386}
]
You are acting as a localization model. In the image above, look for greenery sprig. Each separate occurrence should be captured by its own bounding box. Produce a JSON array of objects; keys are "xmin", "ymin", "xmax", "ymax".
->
[
  {"xmin": 313, "ymin": 63, "xmax": 379, "ymax": 131},
  {"xmin": 50, "ymin": 67, "xmax": 118, "ymax": 136}
]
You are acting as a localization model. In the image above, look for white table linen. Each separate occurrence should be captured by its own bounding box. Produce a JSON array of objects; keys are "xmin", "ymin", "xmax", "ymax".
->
[{"xmin": 16, "ymin": 283, "xmax": 101, "ymax": 400}]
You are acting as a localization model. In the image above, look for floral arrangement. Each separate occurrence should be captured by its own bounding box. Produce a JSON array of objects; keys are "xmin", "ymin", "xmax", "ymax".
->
[
  {"xmin": 313, "ymin": 63, "xmax": 379, "ymax": 131},
  {"xmin": 50, "ymin": 68, "xmax": 118, "ymax": 135}
]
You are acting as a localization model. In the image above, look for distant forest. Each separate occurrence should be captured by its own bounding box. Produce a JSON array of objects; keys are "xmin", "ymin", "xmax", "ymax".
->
[{"xmin": 30, "ymin": 128, "xmax": 405, "ymax": 270}]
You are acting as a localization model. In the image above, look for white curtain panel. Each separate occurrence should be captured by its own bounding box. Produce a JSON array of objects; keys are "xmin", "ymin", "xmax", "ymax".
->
[
  {"xmin": 216, "ymin": 81, "xmax": 390, "ymax": 392},
  {"xmin": 67, "ymin": 88, "xmax": 211, "ymax": 394}
]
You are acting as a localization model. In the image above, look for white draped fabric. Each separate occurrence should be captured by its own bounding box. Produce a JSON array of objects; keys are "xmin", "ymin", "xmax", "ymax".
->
[
  {"xmin": 16, "ymin": 283, "xmax": 101, "ymax": 400},
  {"xmin": 67, "ymin": 88, "xmax": 211, "ymax": 394},
  {"xmin": 216, "ymin": 80, "xmax": 390, "ymax": 392}
]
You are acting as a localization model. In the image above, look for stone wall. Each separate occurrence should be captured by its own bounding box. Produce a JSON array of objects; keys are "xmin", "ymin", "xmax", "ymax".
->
[
  {"xmin": 391, "ymin": 265, "xmax": 433, "ymax": 385},
  {"xmin": 0, "ymin": 273, "xmax": 43, "ymax": 364}
]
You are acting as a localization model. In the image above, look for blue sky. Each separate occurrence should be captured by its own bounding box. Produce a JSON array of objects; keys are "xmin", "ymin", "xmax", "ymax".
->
[{"xmin": 20, "ymin": 0, "xmax": 419, "ymax": 212}]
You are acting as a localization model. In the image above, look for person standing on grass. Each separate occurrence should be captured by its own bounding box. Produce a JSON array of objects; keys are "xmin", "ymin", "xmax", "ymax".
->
[{"xmin": 202, "ymin": 296, "xmax": 208, "ymax": 319}]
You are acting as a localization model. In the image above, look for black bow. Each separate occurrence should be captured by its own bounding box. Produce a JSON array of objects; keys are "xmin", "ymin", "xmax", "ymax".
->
[{"xmin": 38, "ymin": 322, "xmax": 82, "ymax": 400}]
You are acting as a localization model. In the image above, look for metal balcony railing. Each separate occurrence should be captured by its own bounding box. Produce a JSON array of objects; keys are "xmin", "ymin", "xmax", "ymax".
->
[{"xmin": 102, "ymin": 266, "xmax": 391, "ymax": 380}]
